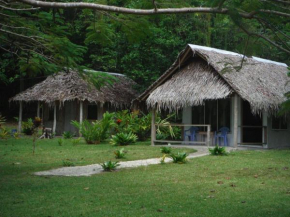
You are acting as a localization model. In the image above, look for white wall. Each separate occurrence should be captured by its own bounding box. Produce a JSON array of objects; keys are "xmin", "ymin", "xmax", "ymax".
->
[{"xmin": 267, "ymin": 117, "xmax": 290, "ymax": 148}]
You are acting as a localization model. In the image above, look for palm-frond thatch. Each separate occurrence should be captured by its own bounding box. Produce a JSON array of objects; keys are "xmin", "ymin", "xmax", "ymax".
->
[
  {"xmin": 147, "ymin": 60, "xmax": 233, "ymax": 111},
  {"xmin": 10, "ymin": 70, "xmax": 138, "ymax": 108},
  {"xmin": 136, "ymin": 44, "xmax": 290, "ymax": 113}
]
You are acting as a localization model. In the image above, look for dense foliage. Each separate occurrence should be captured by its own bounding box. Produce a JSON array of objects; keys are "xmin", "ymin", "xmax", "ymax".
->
[
  {"xmin": 1, "ymin": 0, "xmax": 289, "ymax": 92},
  {"xmin": 209, "ymin": 145, "xmax": 228, "ymax": 156},
  {"xmin": 110, "ymin": 132, "xmax": 138, "ymax": 146},
  {"xmin": 71, "ymin": 112, "xmax": 115, "ymax": 144},
  {"xmin": 1, "ymin": 0, "xmax": 290, "ymax": 115},
  {"xmin": 100, "ymin": 161, "xmax": 120, "ymax": 171}
]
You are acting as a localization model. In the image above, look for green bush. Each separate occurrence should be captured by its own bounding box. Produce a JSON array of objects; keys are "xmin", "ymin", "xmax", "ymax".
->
[
  {"xmin": 114, "ymin": 110, "xmax": 151, "ymax": 141},
  {"xmin": 71, "ymin": 137, "xmax": 81, "ymax": 145},
  {"xmin": 58, "ymin": 138, "xmax": 64, "ymax": 146},
  {"xmin": 22, "ymin": 118, "xmax": 34, "ymax": 135},
  {"xmin": 71, "ymin": 112, "xmax": 115, "ymax": 144},
  {"xmin": 62, "ymin": 160, "xmax": 75, "ymax": 167},
  {"xmin": 0, "ymin": 126, "xmax": 9, "ymax": 139},
  {"xmin": 114, "ymin": 148, "xmax": 127, "ymax": 159},
  {"xmin": 100, "ymin": 161, "xmax": 120, "ymax": 171},
  {"xmin": 0, "ymin": 113, "xmax": 6, "ymax": 127},
  {"xmin": 170, "ymin": 152, "xmax": 188, "ymax": 164},
  {"xmin": 62, "ymin": 131, "xmax": 74, "ymax": 139},
  {"xmin": 110, "ymin": 132, "xmax": 137, "ymax": 146},
  {"xmin": 160, "ymin": 146, "xmax": 172, "ymax": 154},
  {"xmin": 209, "ymin": 145, "xmax": 228, "ymax": 156}
]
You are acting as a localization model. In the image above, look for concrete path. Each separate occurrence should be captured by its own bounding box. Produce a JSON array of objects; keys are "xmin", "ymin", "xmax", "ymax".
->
[{"xmin": 34, "ymin": 146, "xmax": 214, "ymax": 177}]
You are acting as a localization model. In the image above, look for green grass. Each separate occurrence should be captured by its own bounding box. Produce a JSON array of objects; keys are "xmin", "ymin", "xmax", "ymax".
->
[{"xmin": 0, "ymin": 138, "xmax": 290, "ymax": 217}]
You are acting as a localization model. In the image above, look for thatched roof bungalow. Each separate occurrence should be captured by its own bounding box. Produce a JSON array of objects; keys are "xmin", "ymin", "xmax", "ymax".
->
[
  {"xmin": 135, "ymin": 44, "xmax": 290, "ymax": 149},
  {"xmin": 11, "ymin": 70, "xmax": 138, "ymax": 135}
]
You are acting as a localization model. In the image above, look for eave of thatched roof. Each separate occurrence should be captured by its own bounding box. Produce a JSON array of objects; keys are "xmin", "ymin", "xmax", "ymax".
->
[
  {"xmin": 10, "ymin": 70, "xmax": 138, "ymax": 108},
  {"xmin": 135, "ymin": 44, "xmax": 290, "ymax": 113},
  {"xmin": 146, "ymin": 60, "xmax": 233, "ymax": 111}
]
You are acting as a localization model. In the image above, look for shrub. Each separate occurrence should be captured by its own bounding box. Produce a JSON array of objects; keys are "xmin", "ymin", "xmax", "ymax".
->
[
  {"xmin": 114, "ymin": 110, "xmax": 151, "ymax": 141},
  {"xmin": 110, "ymin": 132, "xmax": 137, "ymax": 146},
  {"xmin": 71, "ymin": 137, "xmax": 81, "ymax": 145},
  {"xmin": 0, "ymin": 113, "xmax": 6, "ymax": 127},
  {"xmin": 209, "ymin": 145, "xmax": 228, "ymax": 156},
  {"xmin": 170, "ymin": 152, "xmax": 188, "ymax": 164},
  {"xmin": 22, "ymin": 118, "xmax": 34, "ymax": 135},
  {"xmin": 100, "ymin": 161, "xmax": 120, "ymax": 171},
  {"xmin": 71, "ymin": 112, "xmax": 115, "ymax": 144},
  {"xmin": 160, "ymin": 146, "xmax": 172, "ymax": 154},
  {"xmin": 12, "ymin": 132, "xmax": 20, "ymax": 139},
  {"xmin": 58, "ymin": 138, "xmax": 64, "ymax": 146},
  {"xmin": 62, "ymin": 160, "xmax": 75, "ymax": 167},
  {"xmin": 0, "ymin": 127, "xmax": 9, "ymax": 139},
  {"xmin": 62, "ymin": 131, "xmax": 74, "ymax": 139},
  {"xmin": 114, "ymin": 148, "xmax": 127, "ymax": 159}
]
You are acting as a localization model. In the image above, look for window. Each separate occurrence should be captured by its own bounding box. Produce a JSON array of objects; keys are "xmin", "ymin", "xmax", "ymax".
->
[
  {"xmin": 87, "ymin": 105, "xmax": 98, "ymax": 120},
  {"xmin": 192, "ymin": 98, "xmax": 231, "ymax": 132},
  {"xmin": 272, "ymin": 116, "xmax": 287, "ymax": 130}
]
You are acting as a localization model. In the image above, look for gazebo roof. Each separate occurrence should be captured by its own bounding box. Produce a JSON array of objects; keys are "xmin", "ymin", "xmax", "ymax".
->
[{"xmin": 10, "ymin": 70, "xmax": 138, "ymax": 108}]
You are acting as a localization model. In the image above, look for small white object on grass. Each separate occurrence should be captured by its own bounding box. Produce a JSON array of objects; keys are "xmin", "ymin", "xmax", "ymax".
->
[{"xmin": 168, "ymin": 143, "xmax": 171, "ymax": 146}]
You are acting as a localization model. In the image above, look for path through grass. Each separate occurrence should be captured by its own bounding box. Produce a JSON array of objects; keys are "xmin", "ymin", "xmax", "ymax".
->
[{"xmin": 0, "ymin": 138, "xmax": 290, "ymax": 216}]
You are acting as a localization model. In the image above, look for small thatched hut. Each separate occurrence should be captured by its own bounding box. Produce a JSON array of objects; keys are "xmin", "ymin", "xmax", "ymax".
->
[
  {"xmin": 10, "ymin": 70, "xmax": 138, "ymax": 135},
  {"xmin": 134, "ymin": 44, "xmax": 290, "ymax": 148}
]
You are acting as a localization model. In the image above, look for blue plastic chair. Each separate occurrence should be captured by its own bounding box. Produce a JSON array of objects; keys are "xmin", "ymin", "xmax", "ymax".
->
[
  {"xmin": 184, "ymin": 127, "xmax": 199, "ymax": 141},
  {"xmin": 214, "ymin": 127, "xmax": 230, "ymax": 146}
]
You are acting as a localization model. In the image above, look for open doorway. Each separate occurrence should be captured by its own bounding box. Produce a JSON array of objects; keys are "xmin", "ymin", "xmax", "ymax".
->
[{"xmin": 241, "ymin": 100, "xmax": 263, "ymax": 145}]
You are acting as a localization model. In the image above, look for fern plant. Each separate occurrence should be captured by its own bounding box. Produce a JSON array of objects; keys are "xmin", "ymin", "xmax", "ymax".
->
[
  {"xmin": 0, "ymin": 127, "xmax": 9, "ymax": 140},
  {"xmin": 100, "ymin": 161, "xmax": 120, "ymax": 171},
  {"xmin": 209, "ymin": 145, "xmax": 228, "ymax": 156},
  {"xmin": 62, "ymin": 131, "xmax": 74, "ymax": 139},
  {"xmin": 71, "ymin": 137, "xmax": 81, "ymax": 145},
  {"xmin": 0, "ymin": 113, "xmax": 6, "ymax": 127},
  {"xmin": 170, "ymin": 152, "xmax": 188, "ymax": 164},
  {"xmin": 71, "ymin": 112, "xmax": 115, "ymax": 144},
  {"xmin": 114, "ymin": 148, "xmax": 127, "ymax": 159},
  {"xmin": 22, "ymin": 118, "xmax": 34, "ymax": 135},
  {"xmin": 160, "ymin": 146, "xmax": 172, "ymax": 154},
  {"xmin": 58, "ymin": 138, "xmax": 64, "ymax": 146},
  {"xmin": 62, "ymin": 160, "xmax": 75, "ymax": 167},
  {"xmin": 110, "ymin": 132, "xmax": 137, "ymax": 146}
]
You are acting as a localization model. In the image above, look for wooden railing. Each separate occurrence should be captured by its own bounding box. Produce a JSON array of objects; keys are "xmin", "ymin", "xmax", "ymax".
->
[{"xmin": 153, "ymin": 124, "xmax": 212, "ymax": 146}]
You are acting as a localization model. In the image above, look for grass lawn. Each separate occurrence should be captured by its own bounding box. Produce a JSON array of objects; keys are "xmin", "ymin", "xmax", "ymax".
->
[{"xmin": 0, "ymin": 137, "xmax": 290, "ymax": 217}]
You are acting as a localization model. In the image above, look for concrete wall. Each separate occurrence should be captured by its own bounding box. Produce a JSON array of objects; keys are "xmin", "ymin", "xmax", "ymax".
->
[{"xmin": 267, "ymin": 117, "xmax": 290, "ymax": 149}]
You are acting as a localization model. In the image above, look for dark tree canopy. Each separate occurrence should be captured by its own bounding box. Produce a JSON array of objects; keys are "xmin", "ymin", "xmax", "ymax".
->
[{"xmin": 0, "ymin": 0, "xmax": 289, "ymax": 113}]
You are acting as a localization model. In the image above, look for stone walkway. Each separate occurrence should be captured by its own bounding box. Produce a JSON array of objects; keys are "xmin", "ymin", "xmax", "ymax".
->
[{"xmin": 34, "ymin": 146, "xmax": 217, "ymax": 177}]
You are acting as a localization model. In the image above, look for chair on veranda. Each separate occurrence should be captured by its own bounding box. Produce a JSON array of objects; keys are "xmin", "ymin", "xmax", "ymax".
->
[
  {"xmin": 214, "ymin": 127, "xmax": 230, "ymax": 146},
  {"xmin": 184, "ymin": 126, "xmax": 199, "ymax": 142}
]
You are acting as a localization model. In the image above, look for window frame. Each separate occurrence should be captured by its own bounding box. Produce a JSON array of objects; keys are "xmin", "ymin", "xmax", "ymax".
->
[{"xmin": 192, "ymin": 98, "xmax": 231, "ymax": 132}]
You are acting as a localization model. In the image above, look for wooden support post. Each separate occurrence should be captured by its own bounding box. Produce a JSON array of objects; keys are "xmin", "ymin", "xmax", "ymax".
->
[
  {"xmin": 79, "ymin": 101, "xmax": 83, "ymax": 136},
  {"xmin": 207, "ymin": 125, "xmax": 211, "ymax": 147},
  {"xmin": 233, "ymin": 94, "xmax": 238, "ymax": 148},
  {"xmin": 151, "ymin": 109, "xmax": 156, "ymax": 146},
  {"xmin": 18, "ymin": 101, "xmax": 23, "ymax": 133},
  {"xmin": 53, "ymin": 102, "xmax": 57, "ymax": 134},
  {"xmin": 37, "ymin": 101, "xmax": 40, "ymax": 117},
  {"xmin": 80, "ymin": 101, "xmax": 83, "ymax": 124}
]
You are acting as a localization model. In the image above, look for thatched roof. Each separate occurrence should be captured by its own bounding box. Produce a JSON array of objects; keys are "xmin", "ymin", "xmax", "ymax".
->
[
  {"xmin": 10, "ymin": 70, "xmax": 138, "ymax": 108},
  {"xmin": 136, "ymin": 44, "xmax": 290, "ymax": 113}
]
